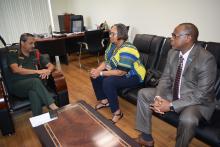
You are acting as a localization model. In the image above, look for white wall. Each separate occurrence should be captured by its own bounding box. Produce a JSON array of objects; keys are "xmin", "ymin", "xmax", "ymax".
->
[
  {"xmin": 50, "ymin": 0, "xmax": 69, "ymax": 32},
  {"xmin": 51, "ymin": 0, "xmax": 220, "ymax": 42}
]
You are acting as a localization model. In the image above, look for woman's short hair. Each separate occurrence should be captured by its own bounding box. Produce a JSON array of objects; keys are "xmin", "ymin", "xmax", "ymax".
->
[{"xmin": 112, "ymin": 23, "xmax": 128, "ymax": 41}]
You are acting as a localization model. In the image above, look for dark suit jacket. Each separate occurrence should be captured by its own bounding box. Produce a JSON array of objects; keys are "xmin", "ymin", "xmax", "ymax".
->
[{"xmin": 156, "ymin": 43, "xmax": 217, "ymax": 120}]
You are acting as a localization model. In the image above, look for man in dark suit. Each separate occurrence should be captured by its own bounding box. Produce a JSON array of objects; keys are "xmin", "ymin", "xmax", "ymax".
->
[{"xmin": 135, "ymin": 23, "xmax": 217, "ymax": 147}]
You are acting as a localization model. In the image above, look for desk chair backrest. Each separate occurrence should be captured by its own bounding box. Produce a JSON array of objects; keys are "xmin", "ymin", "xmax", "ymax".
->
[
  {"xmin": 84, "ymin": 30, "xmax": 104, "ymax": 53},
  {"xmin": 78, "ymin": 30, "xmax": 104, "ymax": 68}
]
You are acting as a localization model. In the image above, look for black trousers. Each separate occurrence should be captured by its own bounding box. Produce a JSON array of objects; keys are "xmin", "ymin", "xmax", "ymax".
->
[{"xmin": 91, "ymin": 75, "xmax": 140, "ymax": 113}]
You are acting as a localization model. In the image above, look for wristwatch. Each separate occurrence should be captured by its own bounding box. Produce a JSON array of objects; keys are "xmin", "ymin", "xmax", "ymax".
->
[{"xmin": 100, "ymin": 71, "xmax": 103, "ymax": 76}]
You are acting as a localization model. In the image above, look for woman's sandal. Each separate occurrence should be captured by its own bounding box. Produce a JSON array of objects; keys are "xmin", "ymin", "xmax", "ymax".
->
[
  {"xmin": 111, "ymin": 112, "xmax": 124, "ymax": 124},
  {"xmin": 95, "ymin": 102, "xmax": 109, "ymax": 110}
]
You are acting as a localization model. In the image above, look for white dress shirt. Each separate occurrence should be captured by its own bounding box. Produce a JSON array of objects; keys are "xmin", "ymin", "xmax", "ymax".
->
[{"xmin": 178, "ymin": 44, "xmax": 195, "ymax": 99}]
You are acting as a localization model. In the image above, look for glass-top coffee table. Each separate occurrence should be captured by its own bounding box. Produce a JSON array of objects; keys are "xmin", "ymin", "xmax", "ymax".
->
[{"xmin": 34, "ymin": 100, "xmax": 139, "ymax": 147}]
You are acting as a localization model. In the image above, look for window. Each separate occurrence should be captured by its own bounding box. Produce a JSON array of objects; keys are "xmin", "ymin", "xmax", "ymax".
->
[{"xmin": 0, "ymin": 0, "xmax": 51, "ymax": 44}]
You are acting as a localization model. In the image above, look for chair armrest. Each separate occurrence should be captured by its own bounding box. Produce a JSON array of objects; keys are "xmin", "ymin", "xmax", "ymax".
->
[
  {"xmin": 51, "ymin": 69, "xmax": 67, "ymax": 93},
  {"xmin": 49, "ymin": 69, "xmax": 69, "ymax": 107},
  {"xmin": 78, "ymin": 42, "xmax": 88, "ymax": 50},
  {"xmin": 101, "ymin": 39, "xmax": 105, "ymax": 48},
  {"xmin": 0, "ymin": 79, "xmax": 9, "ymax": 109}
]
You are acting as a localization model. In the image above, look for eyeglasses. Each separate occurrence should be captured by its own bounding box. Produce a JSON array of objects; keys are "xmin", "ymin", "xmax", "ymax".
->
[
  {"xmin": 171, "ymin": 33, "xmax": 190, "ymax": 39},
  {"xmin": 109, "ymin": 32, "xmax": 118, "ymax": 37}
]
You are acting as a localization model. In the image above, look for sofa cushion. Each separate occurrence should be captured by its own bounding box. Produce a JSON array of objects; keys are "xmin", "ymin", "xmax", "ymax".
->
[
  {"xmin": 119, "ymin": 88, "xmax": 141, "ymax": 105},
  {"xmin": 133, "ymin": 34, "xmax": 155, "ymax": 54},
  {"xmin": 153, "ymin": 110, "xmax": 220, "ymax": 146}
]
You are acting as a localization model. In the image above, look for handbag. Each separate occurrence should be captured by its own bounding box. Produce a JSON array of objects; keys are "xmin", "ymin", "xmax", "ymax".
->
[{"xmin": 145, "ymin": 69, "xmax": 162, "ymax": 87}]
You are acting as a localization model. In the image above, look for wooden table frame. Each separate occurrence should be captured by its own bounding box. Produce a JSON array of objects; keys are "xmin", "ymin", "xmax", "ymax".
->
[{"xmin": 34, "ymin": 100, "xmax": 139, "ymax": 147}]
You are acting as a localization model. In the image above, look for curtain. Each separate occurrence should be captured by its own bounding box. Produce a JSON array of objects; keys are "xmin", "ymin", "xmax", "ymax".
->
[{"xmin": 0, "ymin": 0, "xmax": 51, "ymax": 44}]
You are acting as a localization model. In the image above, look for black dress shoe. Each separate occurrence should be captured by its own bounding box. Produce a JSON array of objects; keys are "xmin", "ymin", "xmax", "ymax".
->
[{"xmin": 135, "ymin": 135, "xmax": 154, "ymax": 147}]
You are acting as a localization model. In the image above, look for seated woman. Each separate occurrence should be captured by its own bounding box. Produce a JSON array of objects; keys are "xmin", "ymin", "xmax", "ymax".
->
[
  {"xmin": 7, "ymin": 33, "xmax": 58, "ymax": 116},
  {"xmin": 90, "ymin": 23, "xmax": 146, "ymax": 123}
]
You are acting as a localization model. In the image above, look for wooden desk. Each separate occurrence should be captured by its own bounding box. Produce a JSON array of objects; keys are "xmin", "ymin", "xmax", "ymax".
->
[
  {"xmin": 35, "ymin": 33, "xmax": 85, "ymax": 42},
  {"xmin": 34, "ymin": 100, "xmax": 138, "ymax": 147},
  {"xmin": 35, "ymin": 33, "xmax": 85, "ymax": 65}
]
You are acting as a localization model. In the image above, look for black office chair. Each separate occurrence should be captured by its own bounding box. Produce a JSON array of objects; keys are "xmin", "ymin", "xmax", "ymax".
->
[
  {"xmin": 102, "ymin": 31, "xmax": 110, "ymax": 52},
  {"xmin": 70, "ymin": 15, "xmax": 86, "ymax": 32},
  {"xmin": 118, "ymin": 34, "xmax": 164, "ymax": 103},
  {"xmin": 144, "ymin": 37, "xmax": 171, "ymax": 87},
  {"xmin": 78, "ymin": 30, "xmax": 104, "ymax": 69},
  {"xmin": 133, "ymin": 34, "xmax": 156, "ymax": 69}
]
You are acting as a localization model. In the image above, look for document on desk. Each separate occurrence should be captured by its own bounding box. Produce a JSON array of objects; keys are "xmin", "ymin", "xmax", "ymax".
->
[
  {"xmin": 29, "ymin": 112, "xmax": 58, "ymax": 127},
  {"xmin": 65, "ymin": 32, "xmax": 84, "ymax": 36}
]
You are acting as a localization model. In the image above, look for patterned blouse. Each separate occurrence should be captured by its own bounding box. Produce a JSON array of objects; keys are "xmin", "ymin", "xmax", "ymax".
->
[{"xmin": 104, "ymin": 42, "xmax": 146, "ymax": 82}]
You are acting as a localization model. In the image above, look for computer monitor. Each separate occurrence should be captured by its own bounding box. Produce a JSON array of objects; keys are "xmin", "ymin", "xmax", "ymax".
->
[{"xmin": 71, "ymin": 20, "xmax": 83, "ymax": 32}]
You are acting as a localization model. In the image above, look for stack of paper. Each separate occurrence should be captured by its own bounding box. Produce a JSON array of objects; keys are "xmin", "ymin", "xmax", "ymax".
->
[{"xmin": 29, "ymin": 112, "xmax": 57, "ymax": 127}]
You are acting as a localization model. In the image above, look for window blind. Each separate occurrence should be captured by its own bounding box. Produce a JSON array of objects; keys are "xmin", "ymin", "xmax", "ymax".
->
[{"xmin": 0, "ymin": 0, "xmax": 51, "ymax": 44}]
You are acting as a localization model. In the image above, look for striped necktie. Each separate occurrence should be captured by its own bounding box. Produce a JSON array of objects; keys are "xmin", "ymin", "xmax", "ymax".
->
[{"xmin": 173, "ymin": 55, "xmax": 184, "ymax": 101}]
